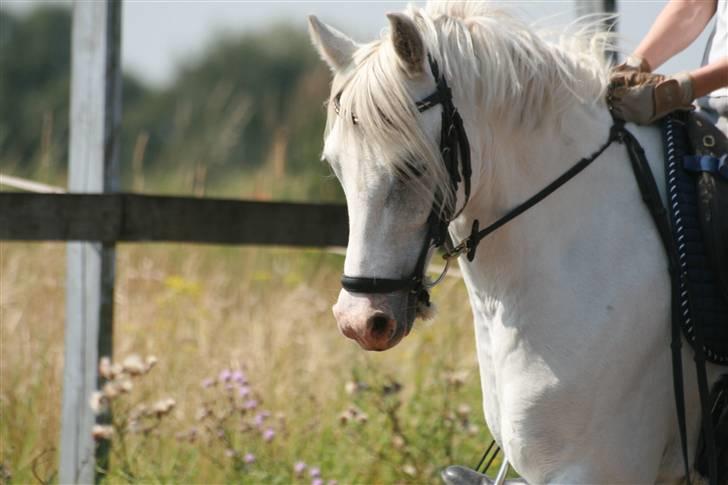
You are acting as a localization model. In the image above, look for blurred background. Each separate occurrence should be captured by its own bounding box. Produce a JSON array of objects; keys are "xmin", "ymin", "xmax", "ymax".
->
[{"xmin": 0, "ymin": 1, "xmax": 715, "ymax": 484}]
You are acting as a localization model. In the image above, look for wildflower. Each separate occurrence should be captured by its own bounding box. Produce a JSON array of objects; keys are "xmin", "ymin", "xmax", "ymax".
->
[
  {"xmin": 89, "ymin": 391, "xmax": 107, "ymax": 414},
  {"xmin": 110, "ymin": 363, "xmax": 123, "ymax": 378},
  {"xmin": 201, "ymin": 378, "xmax": 215, "ymax": 389},
  {"xmin": 196, "ymin": 407, "xmax": 210, "ymax": 421},
  {"xmin": 382, "ymin": 381, "xmax": 402, "ymax": 395},
  {"xmin": 445, "ymin": 370, "xmax": 467, "ymax": 387},
  {"xmin": 294, "ymin": 461, "xmax": 307, "ymax": 477},
  {"xmin": 345, "ymin": 380, "xmax": 367, "ymax": 394},
  {"xmin": 243, "ymin": 399, "xmax": 258, "ymax": 410},
  {"xmin": 219, "ymin": 369, "xmax": 232, "ymax": 383},
  {"xmin": 309, "ymin": 466, "xmax": 321, "ymax": 478},
  {"xmin": 457, "ymin": 404, "xmax": 471, "ymax": 417},
  {"xmin": 132, "ymin": 403, "xmax": 149, "ymax": 417},
  {"xmin": 153, "ymin": 398, "xmax": 176, "ymax": 416},
  {"xmin": 145, "ymin": 355, "xmax": 158, "ymax": 371},
  {"xmin": 253, "ymin": 413, "xmax": 267, "ymax": 428},
  {"xmin": 392, "ymin": 434, "xmax": 405, "ymax": 449},
  {"xmin": 232, "ymin": 370, "xmax": 247, "ymax": 384},
  {"xmin": 312, "ymin": 479, "xmax": 324, "ymax": 485},
  {"xmin": 127, "ymin": 418, "xmax": 142, "ymax": 433},
  {"xmin": 92, "ymin": 424, "xmax": 114, "ymax": 440},
  {"xmin": 328, "ymin": 481, "xmax": 338, "ymax": 485},
  {"xmin": 238, "ymin": 385, "xmax": 251, "ymax": 397},
  {"xmin": 102, "ymin": 381, "xmax": 119, "ymax": 399},
  {"xmin": 99, "ymin": 357, "xmax": 112, "ymax": 379},
  {"xmin": 402, "ymin": 464, "xmax": 417, "ymax": 476},
  {"xmin": 225, "ymin": 448, "xmax": 236, "ymax": 458},
  {"xmin": 244, "ymin": 453, "xmax": 256, "ymax": 464},
  {"xmin": 338, "ymin": 411, "xmax": 350, "ymax": 426},
  {"xmin": 118, "ymin": 379, "xmax": 133, "ymax": 394},
  {"xmin": 122, "ymin": 354, "xmax": 145, "ymax": 376},
  {"xmin": 344, "ymin": 381, "xmax": 357, "ymax": 395},
  {"xmin": 262, "ymin": 428, "xmax": 275, "ymax": 442}
]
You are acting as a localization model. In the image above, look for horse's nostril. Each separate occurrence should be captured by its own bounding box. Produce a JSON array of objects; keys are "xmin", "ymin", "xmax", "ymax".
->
[{"xmin": 367, "ymin": 313, "xmax": 394, "ymax": 340}]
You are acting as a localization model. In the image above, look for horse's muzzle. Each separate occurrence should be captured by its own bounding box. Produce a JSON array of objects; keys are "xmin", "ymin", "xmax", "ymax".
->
[{"xmin": 332, "ymin": 290, "xmax": 411, "ymax": 351}]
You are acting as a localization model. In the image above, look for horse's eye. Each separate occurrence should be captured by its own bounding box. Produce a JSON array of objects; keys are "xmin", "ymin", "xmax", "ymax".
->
[{"xmin": 395, "ymin": 157, "xmax": 425, "ymax": 182}]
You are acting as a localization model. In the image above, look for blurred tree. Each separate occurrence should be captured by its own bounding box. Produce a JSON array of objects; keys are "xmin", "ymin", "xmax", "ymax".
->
[{"xmin": 0, "ymin": 8, "xmax": 335, "ymax": 200}]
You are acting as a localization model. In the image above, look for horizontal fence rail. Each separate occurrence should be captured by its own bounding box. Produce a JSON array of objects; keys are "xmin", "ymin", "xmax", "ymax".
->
[{"xmin": 0, "ymin": 193, "xmax": 348, "ymax": 247}]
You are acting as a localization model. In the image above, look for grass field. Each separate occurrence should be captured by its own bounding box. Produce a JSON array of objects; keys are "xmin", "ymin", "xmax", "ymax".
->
[{"xmin": 0, "ymin": 241, "xmax": 494, "ymax": 484}]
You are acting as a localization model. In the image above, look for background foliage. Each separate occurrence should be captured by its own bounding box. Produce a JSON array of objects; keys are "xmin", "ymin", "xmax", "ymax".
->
[{"xmin": 0, "ymin": 6, "xmax": 338, "ymax": 201}]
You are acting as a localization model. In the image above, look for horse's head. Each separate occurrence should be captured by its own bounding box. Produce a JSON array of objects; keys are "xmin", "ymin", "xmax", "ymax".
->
[{"xmin": 308, "ymin": 13, "xmax": 471, "ymax": 351}]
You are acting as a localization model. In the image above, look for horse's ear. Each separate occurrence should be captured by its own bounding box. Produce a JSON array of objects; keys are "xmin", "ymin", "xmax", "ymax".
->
[
  {"xmin": 308, "ymin": 15, "xmax": 357, "ymax": 73},
  {"xmin": 387, "ymin": 13, "xmax": 425, "ymax": 74}
]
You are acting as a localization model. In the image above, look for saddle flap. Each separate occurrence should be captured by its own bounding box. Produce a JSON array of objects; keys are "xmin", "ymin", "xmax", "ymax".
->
[{"xmin": 686, "ymin": 113, "xmax": 728, "ymax": 302}]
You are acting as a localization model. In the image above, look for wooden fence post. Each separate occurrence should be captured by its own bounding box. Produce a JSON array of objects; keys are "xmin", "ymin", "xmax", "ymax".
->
[{"xmin": 59, "ymin": 1, "xmax": 122, "ymax": 483}]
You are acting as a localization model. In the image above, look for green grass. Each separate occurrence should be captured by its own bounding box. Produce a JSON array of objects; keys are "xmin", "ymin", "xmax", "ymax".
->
[{"xmin": 0, "ymin": 242, "xmax": 496, "ymax": 484}]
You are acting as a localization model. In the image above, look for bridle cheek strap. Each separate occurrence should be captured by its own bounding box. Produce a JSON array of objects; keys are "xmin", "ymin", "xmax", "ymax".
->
[{"xmin": 341, "ymin": 54, "xmax": 469, "ymax": 307}]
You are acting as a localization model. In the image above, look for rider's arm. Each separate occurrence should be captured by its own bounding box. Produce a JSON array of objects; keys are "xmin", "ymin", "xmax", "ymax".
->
[
  {"xmin": 632, "ymin": 0, "xmax": 717, "ymax": 71},
  {"xmin": 691, "ymin": 56, "xmax": 728, "ymax": 98}
]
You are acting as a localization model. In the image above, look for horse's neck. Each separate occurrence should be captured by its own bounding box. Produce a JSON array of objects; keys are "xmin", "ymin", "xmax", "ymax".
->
[{"xmin": 452, "ymin": 100, "xmax": 617, "ymax": 308}]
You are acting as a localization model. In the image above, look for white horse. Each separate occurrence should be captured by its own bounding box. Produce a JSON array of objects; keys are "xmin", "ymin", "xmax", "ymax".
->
[{"xmin": 308, "ymin": 2, "xmax": 719, "ymax": 483}]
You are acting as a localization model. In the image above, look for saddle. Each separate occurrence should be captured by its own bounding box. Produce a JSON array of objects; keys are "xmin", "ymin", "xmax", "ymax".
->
[
  {"xmin": 662, "ymin": 111, "xmax": 728, "ymax": 483},
  {"xmin": 685, "ymin": 113, "xmax": 728, "ymax": 302},
  {"xmin": 663, "ymin": 111, "xmax": 728, "ymax": 364}
]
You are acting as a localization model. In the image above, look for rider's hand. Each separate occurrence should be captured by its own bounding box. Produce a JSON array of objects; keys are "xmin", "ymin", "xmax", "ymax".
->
[
  {"xmin": 613, "ymin": 54, "xmax": 652, "ymax": 75},
  {"xmin": 608, "ymin": 71, "xmax": 695, "ymax": 125}
]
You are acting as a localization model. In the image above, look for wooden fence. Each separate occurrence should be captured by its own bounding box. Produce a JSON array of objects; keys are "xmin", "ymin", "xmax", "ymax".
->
[{"xmin": 0, "ymin": 193, "xmax": 347, "ymax": 246}]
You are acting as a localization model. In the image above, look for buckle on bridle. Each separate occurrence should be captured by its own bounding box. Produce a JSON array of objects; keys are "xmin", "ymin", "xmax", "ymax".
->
[{"xmin": 442, "ymin": 241, "xmax": 467, "ymax": 260}]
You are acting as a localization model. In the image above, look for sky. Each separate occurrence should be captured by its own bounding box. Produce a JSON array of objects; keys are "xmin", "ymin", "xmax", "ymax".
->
[{"xmin": 1, "ymin": 0, "xmax": 715, "ymax": 88}]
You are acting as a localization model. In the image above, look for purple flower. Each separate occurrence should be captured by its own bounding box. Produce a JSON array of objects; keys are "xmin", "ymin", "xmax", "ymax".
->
[
  {"xmin": 244, "ymin": 453, "xmax": 256, "ymax": 464},
  {"xmin": 238, "ymin": 385, "xmax": 251, "ymax": 398},
  {"xmin": 294, "ymin": 461, "xmax": 307, "ymax": 476},
  {"xmin": 309, "ymin": 466, "xmax": 321, "ymax": 478},
  {"xmin": 219, "ymin": 369, "xmax": 232, "ymax": 382},
  {"xmin": 201, "ymin": 378, "xmax": 215, "ymax": 388},
  {"xmin": 311, "ymin": 479, "xmax": 324, "ymax": 485},
  {"xmin": 262, "ymin": 427, "xmax": 275, "ymax": 442},
  {"xmin": 243, "ymin": 399, "xmax": 258, "ymax": 410},
  {"xmin": 232, "ymin": 370, "xmax": 247, "ymax": 384},
  {"xmin": 253, "ymin": 412, "xmax": 269, "ymax": 427}
]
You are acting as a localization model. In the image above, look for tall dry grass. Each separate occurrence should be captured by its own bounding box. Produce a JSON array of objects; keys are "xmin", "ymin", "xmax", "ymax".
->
[{"xmin": 0, "ymin": 242, "xmax": 492, "ymax": 484}]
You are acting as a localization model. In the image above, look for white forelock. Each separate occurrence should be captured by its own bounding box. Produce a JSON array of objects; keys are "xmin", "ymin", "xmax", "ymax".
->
[{"xmin": 325, "ymin": 0, "xmax": 614, "ymax": 213}]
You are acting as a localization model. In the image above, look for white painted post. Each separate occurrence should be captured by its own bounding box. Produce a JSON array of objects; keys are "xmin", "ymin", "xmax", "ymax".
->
[{"xmin": 59, "ymin": 1, "xmax": 122, "ymax": 483}]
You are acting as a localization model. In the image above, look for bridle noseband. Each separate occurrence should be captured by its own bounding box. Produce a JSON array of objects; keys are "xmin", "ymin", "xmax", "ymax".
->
[{"xmin": 340, "ymin": 55, "xmax": 471, "ymax": 308}]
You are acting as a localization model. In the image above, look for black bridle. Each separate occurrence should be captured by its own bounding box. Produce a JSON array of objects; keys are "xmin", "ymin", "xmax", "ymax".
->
[
  {"xmin": 340, "ymin": 55, "xmax": 471, "ymax": 308},
  {"xmin": 339, "ymin": 54, "xmax": 620, "ymax": 309}
]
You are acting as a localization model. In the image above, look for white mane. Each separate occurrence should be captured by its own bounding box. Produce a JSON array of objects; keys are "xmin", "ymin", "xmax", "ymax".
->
[{"xmin": 326, "ymin": 0, "xmax": 613, "ymax": 211}]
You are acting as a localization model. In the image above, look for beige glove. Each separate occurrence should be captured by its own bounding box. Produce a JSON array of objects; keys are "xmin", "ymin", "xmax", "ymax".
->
[
  {"xmin": 608, "ymin": 71, "xmax": 695, "ymax": 124},
  {"xmin": 613, "ymin": 54, "xmax": 652, "ymax": 74}
]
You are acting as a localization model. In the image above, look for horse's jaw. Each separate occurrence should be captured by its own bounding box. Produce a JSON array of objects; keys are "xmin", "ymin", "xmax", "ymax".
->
[{"xmin": 332, "ymin": 289, "xmax": 417, "ymax": 351}]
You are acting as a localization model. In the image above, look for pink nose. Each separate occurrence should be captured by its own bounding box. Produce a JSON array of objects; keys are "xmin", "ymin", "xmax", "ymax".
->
[{"xmin": 332, "ymin": 293, "xmax": 399, "ymax": 351}]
